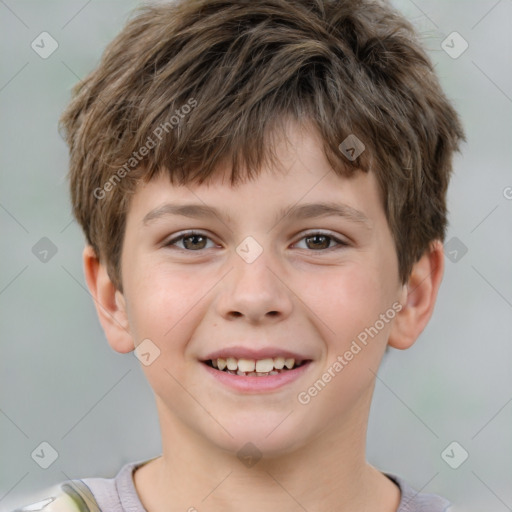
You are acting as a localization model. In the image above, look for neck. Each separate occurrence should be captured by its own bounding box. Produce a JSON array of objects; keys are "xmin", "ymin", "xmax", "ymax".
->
[{"xmin": 134, "ymin": 394, "xmax": 400, "ymax": 512}]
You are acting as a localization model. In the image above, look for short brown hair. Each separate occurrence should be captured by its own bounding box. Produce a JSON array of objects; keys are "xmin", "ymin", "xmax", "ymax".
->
[{"xmin": 59, "ymin": 0, "xmax": 465, "ymax": 291}]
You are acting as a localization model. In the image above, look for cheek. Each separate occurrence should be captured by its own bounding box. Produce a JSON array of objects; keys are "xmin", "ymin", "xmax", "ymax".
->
[
  {"xmin": 124, "ymin": 260, "xmax": 204, "ymax": 347},
  {"xmin": 307, "ymin": 260, "xmax": 398, "ymax": 402},
  {"xmin": 295, "ymin": 267, "xmax": 394, "ymax": 419},
  {"xmin": 124, "ymin": 264, "xmax": 206, "ymax": 396},
  {"xmin": 309, "ymin": 264, "xmax": 387, "ymax": 342}
]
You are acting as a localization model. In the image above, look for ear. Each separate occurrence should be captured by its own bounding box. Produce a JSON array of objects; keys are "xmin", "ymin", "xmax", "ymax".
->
[
  {"xmin": 83, "ymin": 245, "xmax": 134, "ymax": 354},
  {"xmin": 388, "ymin": 240, "xmax": 444, "ymax": 350}
]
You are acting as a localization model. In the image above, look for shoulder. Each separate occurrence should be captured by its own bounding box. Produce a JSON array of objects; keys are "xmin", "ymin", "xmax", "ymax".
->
[
  {"xmin": 10, "ymin": 458, "xmax": 154, "ymax": 512},
  {"xmin": 385, "ymin": 473, "xmax": 452, "ymax": 512},
  {"xmin": 10, "ymin": 479, "xmax": 101, "ymax": 512}
]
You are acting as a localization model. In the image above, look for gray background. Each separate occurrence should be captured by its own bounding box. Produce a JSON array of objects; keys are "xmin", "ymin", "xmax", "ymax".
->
[{"xmin": 1, "ymin": 1, "xmax": 511, "ymax": 511}]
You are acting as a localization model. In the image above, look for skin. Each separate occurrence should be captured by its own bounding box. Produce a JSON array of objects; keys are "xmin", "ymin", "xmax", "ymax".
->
[{"xmin": 84, "ymin": 120, "xmax": 444, "ymax": 512}]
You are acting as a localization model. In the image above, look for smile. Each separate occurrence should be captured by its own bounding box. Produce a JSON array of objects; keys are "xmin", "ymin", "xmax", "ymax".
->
[
  {"xmin": 201, "ymin": 357, "xmax": 313, "ymax": 392},
  {"xmin": 205, "ymin": 356, "xmax": 308, "ymax": 376}
]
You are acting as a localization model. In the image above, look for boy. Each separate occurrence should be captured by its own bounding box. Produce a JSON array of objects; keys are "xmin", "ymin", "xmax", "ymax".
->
[{"xmin": 14, "ymin": 0, "xmax": 465, "ymax": 510}]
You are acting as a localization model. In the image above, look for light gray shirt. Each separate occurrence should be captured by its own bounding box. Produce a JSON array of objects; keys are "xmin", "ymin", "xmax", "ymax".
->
[
  {"xmin": 81, "ymin": 458, "xmax": 452, "ymax": 512},
  {"xmin": 13, "ymin": 458, "xmax": 452, "ymax": 512}
]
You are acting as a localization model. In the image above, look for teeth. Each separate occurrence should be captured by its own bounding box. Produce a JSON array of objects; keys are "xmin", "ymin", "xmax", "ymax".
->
[
  {"xmin": 255, "ymin": 358, "xmax": 274, "ymax": 373},
  {"xmin": 210, "ymin": 356, "xmax": 300, "ymax": 373},
  {"xmin": 284, "ymin": 358, "xmax": 295, "ymax": 369},
  {"xmin": 226, "ymin": 357, "xmax": 238, "ymax": 371},
  {"xmin": 273, "ymin": 356, "xmax": 285, "ymax": 369},
  {"xmin": 237, "ymin": 358, "xmax": 256, "ymax": 372}
]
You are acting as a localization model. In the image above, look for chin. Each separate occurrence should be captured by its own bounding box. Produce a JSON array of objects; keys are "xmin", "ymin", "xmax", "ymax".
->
[{"xmin": 205, "ymin": 415, "xmax": 314, "ymax": 459}]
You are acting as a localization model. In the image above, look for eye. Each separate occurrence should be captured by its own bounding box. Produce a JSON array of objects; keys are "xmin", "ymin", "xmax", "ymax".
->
[
  {"xmin": 164, "ymin": 230, "xmax": 348, "ymax": 252},
  {"xmin": 165, "ymin": 231, "xmax": 217, "ymax": 251},
  {"xmin": 294, "ymin": 231, "xmax": 348, "ymax": 251}
]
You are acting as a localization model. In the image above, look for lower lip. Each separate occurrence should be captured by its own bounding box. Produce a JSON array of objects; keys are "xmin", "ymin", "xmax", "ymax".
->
[{"xmin": 201, "ymin": 361, "xmax": 312, "ymax": 392}]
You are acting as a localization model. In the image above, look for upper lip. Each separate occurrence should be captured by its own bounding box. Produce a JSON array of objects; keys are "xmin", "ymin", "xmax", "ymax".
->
[{"xmin": 202, "ymin": 346, "xmax": 312, "ymax": 361}]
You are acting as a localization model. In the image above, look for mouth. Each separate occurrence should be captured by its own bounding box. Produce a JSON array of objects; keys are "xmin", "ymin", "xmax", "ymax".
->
[
  {"xmin": 203, "ymin": 356, "xmax": 311, "ymax": 377},
  {"xmin": 200, "ymin": 354, "xmax": 313, "ymax": 392}
]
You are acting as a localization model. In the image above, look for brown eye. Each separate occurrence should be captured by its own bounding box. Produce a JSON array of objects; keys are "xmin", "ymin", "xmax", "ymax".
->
[
  {"xmin": 165, "ymin": 232, "xmax": 215, "ymax": 251},
  {"xmin": 295, "ymin": 232, "xmax": 348, "ymax": 251},
  {"xmin": 304, "ymin": 234, "xmax": 331, "ymax": 250},
  {"xmin": 181, "ymin": 234, "xmax": 208, "ymax": 250}
]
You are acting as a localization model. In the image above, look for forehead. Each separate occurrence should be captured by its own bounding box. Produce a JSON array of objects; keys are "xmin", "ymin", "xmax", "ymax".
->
[
  {"xmin": 127, "ymin": 175, "xmax": 384, "ymax": 241},
  {"xmin": 125, "ymin": 121, "xmax": 384, "ymax": 229}
]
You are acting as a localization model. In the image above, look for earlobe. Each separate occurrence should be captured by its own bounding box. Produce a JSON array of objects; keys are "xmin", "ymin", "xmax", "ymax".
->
[
  {"xmin": 388, "ymin": 240, "xmax": 444, "ymax": 350},
  {"xmin": 82, "ymin": 245, "xmax": 134, "ymax": 354}
]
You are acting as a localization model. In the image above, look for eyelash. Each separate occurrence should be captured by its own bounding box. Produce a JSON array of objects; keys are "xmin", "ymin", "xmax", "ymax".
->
[{"xmin": 164, "ymin": 230, "xmax": 349, "ymax": 252}]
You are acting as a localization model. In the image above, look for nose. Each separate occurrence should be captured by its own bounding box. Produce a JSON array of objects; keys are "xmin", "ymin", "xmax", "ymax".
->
[{"xmin": 215, "ymin": 249, "xmax": 293, "ymax": 324}]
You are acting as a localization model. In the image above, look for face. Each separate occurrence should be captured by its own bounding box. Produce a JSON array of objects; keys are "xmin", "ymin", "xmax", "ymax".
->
[{"xmin": 118, "ymin": 122, "xmax": 405, "ymax": 456}]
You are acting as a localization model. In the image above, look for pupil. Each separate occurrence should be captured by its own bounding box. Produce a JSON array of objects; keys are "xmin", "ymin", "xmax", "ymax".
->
[
  {"xmin": 308, "ymin": 235, "xmax": 329, "ymax": 250},
  {"xmin": 184, "ymin": 235, "xmax": 205, "ymax": 250}
]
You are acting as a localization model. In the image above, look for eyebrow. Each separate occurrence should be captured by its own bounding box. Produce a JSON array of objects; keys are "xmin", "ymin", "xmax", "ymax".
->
[{"xmin": 142, "ymin": 201, "xmax": 371, "ymax": 227}]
